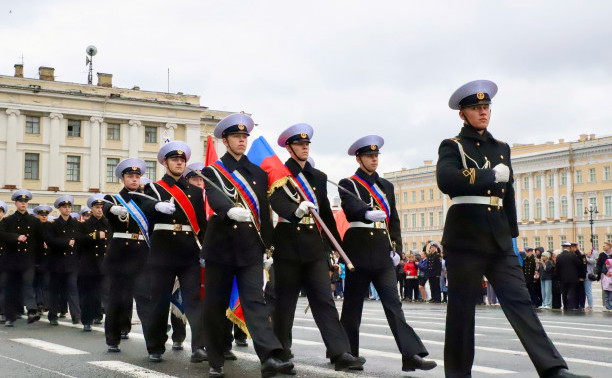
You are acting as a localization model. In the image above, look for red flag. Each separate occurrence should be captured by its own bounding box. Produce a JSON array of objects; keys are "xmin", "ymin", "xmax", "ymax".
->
[
  {"xmin": 204, "ymin": 135, "xmax": 218, "ymax": 220},
  {"xmin": 333, "ymin": 209, "xmax": 349, "ymax": 240}
]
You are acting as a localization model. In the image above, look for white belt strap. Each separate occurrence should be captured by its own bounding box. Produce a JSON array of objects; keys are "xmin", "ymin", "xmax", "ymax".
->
[
  {"xmin": 349, "ymin": 221, "xmax": 385, "ymax": 229},
  {"xmin": 112, "ymin": 232, "xmax": 145, "ymax": 241},
  {"xmin": 452, "ymin": 196, "xmax": 503, "ymax": 207},
  {"xmin": 153, "ymin": 224, "xmax": 193, "ymax": 232}
]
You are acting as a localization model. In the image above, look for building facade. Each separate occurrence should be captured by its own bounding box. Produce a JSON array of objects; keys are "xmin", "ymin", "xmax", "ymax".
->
[
  {"xmin": 385, "ymin": 135, "xmax": 612, "ymax": 253},
  {"xmin": 0, "ymin": 65, "xmax": 233, "ymax": 214}
]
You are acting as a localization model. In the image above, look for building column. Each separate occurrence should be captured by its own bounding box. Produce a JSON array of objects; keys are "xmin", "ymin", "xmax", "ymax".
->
[
  {"xmin": 515, "ymin": 173, "xmax": 522, "ymax": 221},
  {"xmin": 128, "ymin": 120, "xmax": 142, "ymax": 157},
  {"xmin": 528, "ymin": 173, "xmax": 534, "ymax": 222},
  {"xmin": 48, "ymin": 113, "xmax": 64, "ymax": 190},
  {"xmin": 89, "ymin": 116, "xmax": 103, "ymax": 192},
  {"xmin": 185, "ymin": 124, "xmax": 202, "ymax": 161},
  {"xmin": 566, "ymin": 169, "xmax": 573, "ymax": 219},
  {"xmin": 540, "ymin": 171, "xmax": 546, "ymax": 219},
  {"xmin": 553, "ymin": 169, "xmax": 560, "ymax": 219},
  {"xmin": 4, "ymin": 108, "xmax": 20, "ymax": 189}
]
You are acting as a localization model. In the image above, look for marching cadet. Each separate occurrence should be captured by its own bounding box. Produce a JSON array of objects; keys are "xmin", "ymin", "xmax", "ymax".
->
[
  {"xmin": 102, "ymin": 158, "xmax": 151, "ymax": 352},
  {"xmin": 0, "ymin": 190, "xmax": 44, "ymax": 327},
  {"xmin": 47, "ymin": 195, "xmax": 81, "ymax": 325},
  {"xmin": 33, "ymin": 205, "xmax": 53, "ymax": 315},
  {"xmin": 140, "ymin": 141, "xmax": 207, "ymax": 363},
  {"xmin": 75, "ymin": 194, "xmax": 110, "ymax": 332},
  {"xmin": 0, "ymin": 201, "xmax": 7, "ymax": 324},
  {"xmin": 570, "ymin": 242, "xmax": 587, "ymax": 310},
  {"xmin": 79, "ymin": 207, "xmax": 92, "ymax": 221},
  {"xmin": 202, "ymin": 113, "xmax": 293, "ymax": 378},
  {"xmin": 437, "ymin": 79, "xmax": 587, "ymax": 378},
  {"xmin": 270, "ymin": 123, "xmax": 364, "ymax": 371},
  {"xmin": 338, "ymin": 136, "xmax": 435, "ymax": 373}
]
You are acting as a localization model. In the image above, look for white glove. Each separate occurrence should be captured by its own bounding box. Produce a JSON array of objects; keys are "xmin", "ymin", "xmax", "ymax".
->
[
  {"xmin": 493, "ymin": 164, "xmax": 510, "ymax": 183},
  {"xmin": 365, "ymin": 210, "xmax": 386, "ymax": 222},
  {"xmin": 110, "ymin": 206, "xmax": 128, "ymax": 217},
  {"xmin": 155, "ymin": 201, "xmax": 176, "ymax": 215},
  {"xmin": 295, "ymin": 201, "xmax": 316, "ymax": 218},
  {"xmin": 227, "ymin": 207, "xmax": 252, "ymax": 222},
  {"xmin": 263, "ymin": 255, "xmax": 274, "ymax": 270},
  {"xmin": 390, "ymin": 251, "xmax": 400, "ymax": 266}
]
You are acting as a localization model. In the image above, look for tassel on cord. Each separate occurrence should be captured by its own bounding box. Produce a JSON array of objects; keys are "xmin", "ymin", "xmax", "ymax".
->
[{"xmin": 267, "ymin": 177, "xmax": 290, "ymax": 196}]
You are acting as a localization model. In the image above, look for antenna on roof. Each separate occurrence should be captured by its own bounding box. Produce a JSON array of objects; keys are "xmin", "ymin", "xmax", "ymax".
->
[{"xmin": 85, "ymin": 45, "xmax": 97, "ymax": 84}]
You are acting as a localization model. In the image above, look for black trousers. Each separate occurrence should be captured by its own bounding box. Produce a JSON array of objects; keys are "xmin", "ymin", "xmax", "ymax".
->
[
  {"xmin": 203, "ymin": 261, "xmax": 283, "ymax": 368},
  {"xmin": 48, "ymin": 271, "xmax": 80, "ymax": 321},
  {"xmin": 576, "ymin": 280, "xmax": 586, "ymax": 308},
  {"xmin": 274, "ymin": 258, "xmax": 351, "ymax": 360},
  {"xmin": 104, "ymin": 271, "xmax": 148, "ymax": 346},
  {"xmin": 3, "ymin": 268, "xmax": 37, "ymax": 321},
  {"xmin": 551, "ymin": 280, "xmax": 562, "ymax": 309},
  {"xmin": 526, "ymin": 281, "xmax": 540, "ymax": 307},
  {"xmin": 429, "ymin": 275, "xmax": 441, "ymax": 302},
  {"xmin": 397, "ymin": 275, "xmax": 405, "ymax": 298},
  {"xmin": 144, "ymin": 264, "xmax": 204, "ymax": 354},
  {"xmin": 78, "ymin": 274, "xmax": 103, "ymax": 326},
  {"xmin": 340, "ymin": 265, "xmax": 428, "ymax": 358},
  {"xmin": 561, "ymin": 282, "xmax": 578, "ymax": 310},
  {"xmin": 444, "ymin": 247, "xmax": 567, "ymax": 378},
  {"xmin": 404, "ymin": 278, "xmax": 419, "ymax": 300}
]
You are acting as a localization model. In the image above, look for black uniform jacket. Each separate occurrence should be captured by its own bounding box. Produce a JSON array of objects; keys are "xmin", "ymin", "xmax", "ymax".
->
[
  {"xmin": 338, "ymin": 168, "xmax": 401, "ymax": 270},
  {"xmin": 103, "ymin": 189, "xmax": 149, "ymax": 275},
  {"xmin": 269, "ymin": 158, "xmax": 340, "ymax": 263},
  {"xmin": 76, "ymin": 215, "xmax": 110, "ymax": 276},
  {"xmin": 575, "ymin": 250, "xmax": 587, "ymax": 280},
  {"xmin": 427, "ymin": 251, "xmax": 442, "ymax": 277},
  {"xmin": 142, "ymin": 174, "xmax": 206, "ymax": 267},
  {"xmin": 436, "ymin": 125, "xmax": 519, "ymax": 253},
  {"xmin": 0, "ymin": 211, "xmax": 43, "ymax": 270},
  {"xmin": 38, "ymin": 221, "xmax": 53, "ymax": 271},
  {"xmin": 202, "ymin": 153, "xmax": 273, "ymax": 267},
  {"xmin": 523, "ymin": 255, "xmax": 537, "ymax": 283},
  {"xmin": 555, "ymin": 250, "xmax": 583, "ymax": 283},
  {"xmin": 46, "ymin": 215, "xmax": 80, "ymax": 273}
]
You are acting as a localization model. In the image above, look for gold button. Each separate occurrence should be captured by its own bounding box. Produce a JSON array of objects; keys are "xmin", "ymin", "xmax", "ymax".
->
[
  {"xmin": 253, "ymin": 181, "xmax": 256, "ymax": 185},
  {"xmin": 383, "ymin": 231, "xmax": 387, "ymax": 235},
  {"xmin": 64, "ymin": 253, "xmax": 66, "ymax": 256},
  {"xmin": 186, "ymin": 232, "xmax": 189, "ymax": 235},
  {"xmin": 370, "ymin": 232, "xmax": 374, "ymax": 236},
  {"xmin": 173, "ymin": 220, "xmax": 176, "ymax": 223},
  {"xmin": 476, "ymin": 142, "xmax": 480, "ymax": 146},
  {"xmin": 188, "ymin": 195, "xmax": 191, "ymax": 198},
  {"xmin": 126, "ymin": 242, "xmax": 129, "ymax": 246},
  {"xmin": 233, "ymin": 225, "xmax": 238, "ymax": 229},
  {"xmin": 313, "ymin": 187, "xmax": 316, "ymax": 191},
  {"xmin": 487, "ymin": 190, "xmax": 491, "ymax": 195},
  {"xmin": 297, "ymin": 226, "xmax": 301, "ymax": 231},
  {"xmin": 96, "ymin": 254, "xmax": 99, "ymax": 257},
  {"xmin": 248, "ymin": 224, "xmax": 252, "ymax": 228},
  {"xmin": 309, "ymin": 225, "xmax": 313, "ymax": 229},
  {"xmin": 71, "ymin": 252, "xmax": 74, "ymax": 255},
  {"xmin": 173, "ymin": 232, "xmax": 177, "ymax": 235},
  {"xmin": 488, "ymin": 207, "xmax": 492, "ymax": 211},
  {"xmin": 17, "ymin": 226, "xmax": 20, "ymax": 229},
  {"xmin": 63, "ymin": 230, "xmax": 66, "ymax": 233},
  {"xmin": 95, "ymin": 245, "xmax": 98, "ymax": 248},
  {"xmin": 137, "ymin": 241, "xmax": 141, "ymax": 245}
]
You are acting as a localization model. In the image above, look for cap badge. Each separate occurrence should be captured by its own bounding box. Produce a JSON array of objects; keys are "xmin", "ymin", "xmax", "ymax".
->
[
  {"xmin": 237, "ymin": 124, "xmax": 245, "ymax": 130},
  {"xmin": 177, "ymin": 149, "xmax": 183, "ymax": 155},
  {"xmin": 370, "ymin": 145, "xmax": 376, "ymax": 150},
  {"xmin": 131, "ymin": 166, "xmax": 138, "ymax": 171},
  {"xmin": 300, "ymin": 132, "xmax": 307, "ymax": 139},
  {"xmin": 476, "ymin": 92, "xmax": 485, "ymax": 100},
  {"xmin": 21, "ymin": 195, "xmax": 26, "ymax": 199}
]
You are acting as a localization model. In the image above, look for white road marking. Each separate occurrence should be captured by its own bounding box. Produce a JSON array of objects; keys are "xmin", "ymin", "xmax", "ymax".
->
[
  {"xmin": 10, "ymin": 338, "xmax": 89, "ymax": 355},
  {"xmin": 552, "ymin": 341, "xmax": 612, "ymax": 351},
  {"xmin": 89, "ymin": 361, "xmax": 177, "ymax": 377},
  {"xmin": 0, "ymin": 354, "xmax": 79, "ymax": 378},
  {"xmin": 293, "ymin": 317, "xmax": 484, "ymax": 335}
]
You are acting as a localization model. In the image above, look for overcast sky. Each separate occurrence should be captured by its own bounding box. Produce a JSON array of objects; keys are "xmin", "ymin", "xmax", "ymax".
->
[{"xmin": 2, "ymin": 0, "xmax": 612, "ymax": 185}]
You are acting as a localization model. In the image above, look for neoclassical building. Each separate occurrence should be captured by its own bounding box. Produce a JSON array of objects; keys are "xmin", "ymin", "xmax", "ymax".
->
[
  {"xmin": 0, "ymin": 64, "xmax": 234, "ymax": 214},
  {"xmin": 385, "ymin": 135, "xmax": 612, "ymax": 253}
]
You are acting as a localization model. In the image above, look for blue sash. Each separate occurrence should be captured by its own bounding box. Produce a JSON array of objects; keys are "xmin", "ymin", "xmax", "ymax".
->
[{"xmin": 114, "ymin": 194, "xmax": 150, "ymax": 246}]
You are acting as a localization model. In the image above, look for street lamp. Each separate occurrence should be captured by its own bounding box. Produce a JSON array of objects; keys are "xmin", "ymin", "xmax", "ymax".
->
[{"xmin": 584, "ymin": 203, "xmax": 599, "ymax": 251}]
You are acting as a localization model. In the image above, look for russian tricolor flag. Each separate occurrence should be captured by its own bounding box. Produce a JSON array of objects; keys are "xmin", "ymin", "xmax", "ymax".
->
[{"xmin": 247, "ymin": 136, "xmax": 292, "ymax": 192}]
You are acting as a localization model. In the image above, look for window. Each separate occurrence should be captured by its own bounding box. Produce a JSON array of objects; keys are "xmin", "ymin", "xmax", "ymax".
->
[
  {"xmin": 395, "ymin": 194, "xmax": 399, "ymax": 203},
  {"xmin": 411, "ymin": 191, "xmax": 416, "ymax": 203},
  {"xmin": 438, "ymin": 210, "xmax": 444, "ymax": 227},
  {"xmin": 106, "ymin": 158, "xmax": 120, "ymax": 183},
  {"xmin": 411, "ymin": 213, "xmax": 417, "ymax": 228},
  {"xmin": 144, "ymin": 126, "xmax": 157, "ymax": 143},
  {"xmin": 412, "ymin": 242, "xmax": 417, "ymax": 250},
  {"xmin": 402, "ymin": 213, "xmax": 408, "ymax": 229},
  {"xmin": 420, "ymin": 190, "xmax": 424, "ymax": 201},
  {"xmin": 438, "ymin": 190, "xmax": 443, "ymax": 200},
  {"xmin": 523, "ymin": 199, "xmax": 530, "ymax": 220},
  {"xmin": 575, "ymin": 170, "xmax": 583, "ymax": 184},
  {"xmin": 589, "ymin": 197, "xmax": 597, "ymax": 212},
  {"xmin": 24, "ymin": 153, "xmax": 39, "ymax": 180},
  {"xmin": 429, "ymin": 189, "xmax": 434, "ymax": 200},
  {"xmin": 535, "ymin": 198, "xmax": 542, "ymax": 219},
  {"xmin": 66, "ymin": 155, "xmax": 81, "ymax": 181},
  {"xmin": 27, "ymin": 203, "xmax": 39, "ymax": 210},
  {"xmin": 534, "ymin": 236, "xmax": 541, "ymax": 248},
  {"xmin": 72, "ymin": 204, "xmax": 81, "ymax": 213},
  {"xmin": 605, "ymin": 195, "xmax": 612, "ymax": 216},
  {"xmin": 576, "ymin": 198, "xmax": 584, "ymax": 218},
  {"xmin": 604, "ymin": 166, "xmax": 611, "ymax": 181},
  {"xmin": 561, "ymin": 196, "xmax": 568, "ymax": 218},
  {"xmin": 25, "ymin": 116, "xmax": 40, "ymax": 134},
  {"xmin": 67, "ymin": 119, "xmax": 81, "ymax": 137},
  {"xmin": 607, "ymin": 234, "xmax": 612, "ymax": 244},
  {"xmin": 547, "ymin": 236, "xmax": 554, "ymax": 251},
  {"xmin": 547, "ymin": 197, "xmax": 555, "ymax": 218},
  {"xmin": 420, "ymin": 213, "xmax": 425, "ymax": 227},
  {"xmin": 547, "ymin": 173, "xmax": 554, "ymax": 188},
  {"xmin": 145, "ymin": 160, "xmax": 157, "ymax": 181},
  {"xmin": 560, "ymin": 235, "xmax": 567, "ymax": 246},
  {"xmin": 523, "ymin": 176, "xmax": 529, "ymax": 189},
  {"xmin": 560, "ymin": 171, "xmax": 567, "ymax": 186},
  {"xmin": 107, "ymin": 123, "xmax": 121, "ymax": 140},
  {"xmin": 522, "ymin": 237, "xmax": 529, "ymax": 249},
  {"xmin": 592, "ymin": 235, "xmax": 599, "ymax": 251},
  {"xmin": 588, "ymin": 168, "xmax": 596, "ymax": 183},
  {"xmin": 577, "ymin": 235, "xmax": 585, "ymax": 251},
  {"xmin": 534, "ymin": 174, "xmax": 541, "ymax": 189},
  {"xmin": 403, "ymin": 192, "xmax": 407, "ymax": 204},
  {"xmin": 428, "ymin": 212, "xmax": 434, "ymax": 227}
]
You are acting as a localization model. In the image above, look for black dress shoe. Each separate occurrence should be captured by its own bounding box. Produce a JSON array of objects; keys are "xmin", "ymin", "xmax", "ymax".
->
[
  {"xmin": 5, "ymin": 320, "xmax": 14, "ymax": 327},
  {"xmin": 402, "ymin": 354, "xmax": 437, "ymax": 371},
  {"xmin": 191, "ymin": 348, "xmax": 208, "ymax": 363},
  {"xmin": 172, "ymin": 342, "xmax": 183, "ymax": 350},
  {"xmin": 545, "ymin": 368, "xmax": 591, "ymax": 378},
  {"xmin": 83, "ymin": 324, "xmax": 92, "ymax": 332},
  {"xmin": 107, "ymin": 345, "xmax": 120, "ymax": 353},
  {"xmin": 235, "ymin": 338, "xmax": 248, "ymax": 347},
  {"xmin": 223, "ymin": 350, "xmax": 237, "ymax": 360},
  {"xmin": 349, "ymin": 356, "xmax": 367, "ymax": 370},
  {"xmin": 208, "ymin": 366, "xmax": 224, "ymax": 377},
  {"xmin": 149, "ymin": 353, "xmax": 162, "ymax": 362},
  {"xmin": 49, "ymin": 319, "xmax": 58, "ymax": 326},
  {"xmin": 261, "ymin": 357, "xmax": 294, "ymax": 378},
  {"xmin": 334, "ymin": 353, "xmax": 365, "ymax": 371},
  {"xmin": 27, "ymin": 313, "xmax": 40, "ymax": 324},
  {"xmin": 121, "ymin": 332, "xmax": 129, "ymax": 340},
  {"xmin": 0, "ymin": 314, "xmax": 6, "ymax": 324}
]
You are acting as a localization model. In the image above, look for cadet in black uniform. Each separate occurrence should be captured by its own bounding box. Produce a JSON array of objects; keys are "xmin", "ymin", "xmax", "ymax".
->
[
  {"xmin": 437, "ymin": 80, "xmax": 587, "ymax": 378},
  {"xmin": 523, "ymin": 247, "xmax": 539, "ymax": 307},
  {"xmin": 338, "ymin": 136, "xmax": 435, "ymax": 373},
  {"xmin": 76, "ymin": 194, "xmax": 110, "ymax": 331},
  {"xmin": 202, "ymin": 113, "xmax": 292, "ymax": 378},
  {"xmin": 47, "ymin": 195, "xmax": 81, "ymax": 325},
  {"xmin": 556, "ymin": 242, "xmax": 583, "ymax": 311},
  {"xmin": 140, "ymin": 141, "xmax": 206, "ymax": 363},
  {"xmin": 570, "ymin": 243, "xmax": 587, "ymax": 309},
  {"xmin": 103, "ymin": 158, "xmax": 151, "ymax": 352},
  {"xmin": 33, "ymin": 205, "xmax": 53, "ymax": 315},
  {"xmin": 0, "ymin": 201, "xmax": 7, "ymax": 324},
  {"xmin": 0, "ymin": 190, "xmax": 44, "ymax": 327},
  {"xmin": 270, "ymin": 124, "xmax": 364, "ymax": 371}
]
